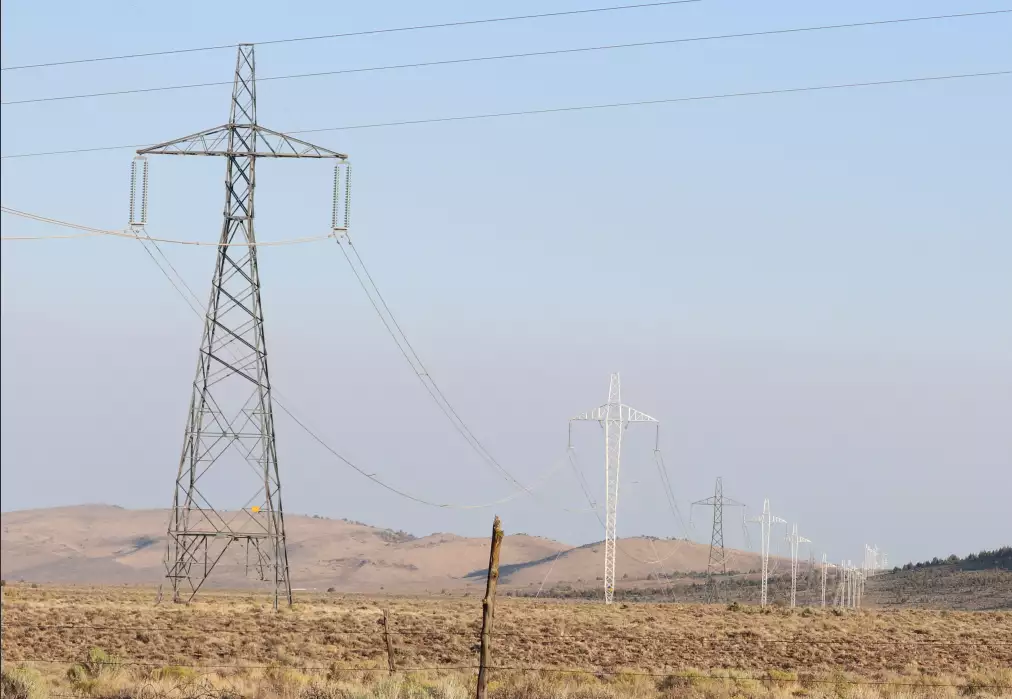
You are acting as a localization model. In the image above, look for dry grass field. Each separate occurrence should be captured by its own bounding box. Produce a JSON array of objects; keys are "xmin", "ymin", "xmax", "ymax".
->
[{"xmin": 2, "ymin": 584, "xmax": 1011, "ymax": 699}]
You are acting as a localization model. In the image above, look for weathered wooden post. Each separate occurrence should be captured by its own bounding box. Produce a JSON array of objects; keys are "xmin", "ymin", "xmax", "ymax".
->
[
  {"xmin": 1, "ymin": 580, "xmax": 5, "ymax": 676},
  {"xmin": 476, "ymin": 516, "xmax": 504, "ymax": 699},
  {"xmin": 382, "ymin": 607, "xmax": 396, "ymax": 674}
]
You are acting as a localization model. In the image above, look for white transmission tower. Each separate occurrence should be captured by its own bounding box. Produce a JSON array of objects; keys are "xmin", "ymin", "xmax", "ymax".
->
[
  {"xmin": 841, "ymin": 560, "xmax": 851, "ymax": 608},
  {"xmin": 864, "ymin": 544, "xmax": 880, "ymax": 578},
  {"xmin": 842, "ymin": 559, "xmax": 864, "ymax": 608},
  {"xmin": 786, "ymin": 523, "xmax": 811, "ymax": 608},
  {"xmin": 847, "ymin": 560, "xmax": 855, "ymax": 608},
  {"xmin": 748, "ymin": 499, "xmax": 786, "ymax": 608},
  {"xmin": 835, "ymin": 558, "xmax": 847, "ymax": 607},
  {"xmin": 821, "ymin": 553, "xmax": 836, "ymax": 607},
  {"xmin": 571, "ymin": 372, "xmax": 658, "ymax": 605}
]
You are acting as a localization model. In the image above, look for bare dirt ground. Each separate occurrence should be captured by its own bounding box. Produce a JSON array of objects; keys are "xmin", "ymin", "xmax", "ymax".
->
[{"xmin": 2, "ymin": 584, "xmax": 1011, "ymax": 698}]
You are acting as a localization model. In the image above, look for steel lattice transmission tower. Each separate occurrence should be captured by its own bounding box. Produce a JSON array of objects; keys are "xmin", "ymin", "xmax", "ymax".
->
[
  {"xmin": 137, "ymin": 45, "xmax": 349, "ymax": 607},
  {"xmin": 571, "ymin": 373, "xmax": 658, "ymax": 605},
  {"xmin": 690, "ymin": 477, "xmax": 746, "ymax": 601},
  {"xmin": 748, "ymin": 498, "xmax": 786, "ymax": 608},
  {"xmin": 786, "ymin": 523, "xmax": 812, "ymax": 608},
  {"xmin": 820, "ymin": 553, "xmax": 836, "ymax": 607}
]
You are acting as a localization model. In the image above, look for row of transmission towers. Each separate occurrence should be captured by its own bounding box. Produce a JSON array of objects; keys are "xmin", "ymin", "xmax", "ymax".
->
[
  {"xmin": 828, "ymin": 544, "xmax": 889, "ymax": 609},
  {"xmin": 689, "ymin": 487, "xmax": 890, "ymax": 609},
  {"xmin": 569, "ymin": 373, "xmax": 891, "ymax": 609},
  {"xmin": 138, "ymin": 45, "xmax": 891, "ymax": 608}
]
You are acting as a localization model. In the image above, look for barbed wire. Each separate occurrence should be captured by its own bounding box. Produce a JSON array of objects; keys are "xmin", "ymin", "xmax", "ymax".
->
[
  {"xmin": 488, "ymin": 667, "xmax": 1011, "ymax": 688},
  {"xmin": 12, "ymin": 657, "xmax": 473, "ymax": 672},
  {"xmin": 4, "ymin": 619, "xmax": 1010, "ymax": 645},
  {"xmin": 6, "ymin": 657, "xmax": 1009, "ymax": 689}
]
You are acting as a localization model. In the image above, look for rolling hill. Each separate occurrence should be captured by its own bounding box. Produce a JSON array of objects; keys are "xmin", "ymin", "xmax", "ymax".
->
[{"xmin": 0, "ymin": 505, "xmax": 768, "ymax": 594}]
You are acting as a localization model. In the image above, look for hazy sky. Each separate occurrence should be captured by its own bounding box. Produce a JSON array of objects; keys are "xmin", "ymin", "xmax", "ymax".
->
[{"xmin": 2, "ymin": 0, "xmax": 1010, "ymax": 568}]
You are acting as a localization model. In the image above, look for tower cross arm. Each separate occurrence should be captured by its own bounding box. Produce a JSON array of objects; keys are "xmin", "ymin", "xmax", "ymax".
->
[
  {"xmin": 693, "ymin": 495, "xmax": 747, "ymax": 507},
  {"xmin": 571, "ymin": 405, "xmax": 607, "ymax": 422},
  {"xmin": 622, "ymin": 404, "xmax": 658, "ymax": 423},
  {"xmin": 137, "ymin": 124, "xmax": 347, "ymax": 159},
  {"xmin": 570, "ymin": 404, "xmax": 658, "ymax": 423}
]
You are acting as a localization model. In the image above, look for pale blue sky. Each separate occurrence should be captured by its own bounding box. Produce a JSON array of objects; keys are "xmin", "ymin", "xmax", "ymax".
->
[{"xmin": 1, "ymin": 0, "xmax": 1010, "ymax": 567}]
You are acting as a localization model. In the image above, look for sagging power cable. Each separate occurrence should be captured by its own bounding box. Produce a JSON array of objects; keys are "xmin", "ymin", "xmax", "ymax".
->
[{"xmin": 129, "ymin": 227, "xmax": 585, "ymax": 511}]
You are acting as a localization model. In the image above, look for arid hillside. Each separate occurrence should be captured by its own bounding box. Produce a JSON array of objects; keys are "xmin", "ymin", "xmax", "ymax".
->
[
  {"xmin": 864, "ymin": 563, "xmax": 1012, "ymax": 611},
  {"xmin": 0, "ymin": 505, "xmax": 767, "ymax": 593}
]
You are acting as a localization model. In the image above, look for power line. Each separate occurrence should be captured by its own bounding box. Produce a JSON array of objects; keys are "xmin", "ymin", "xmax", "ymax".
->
[
  {"xmin": 569, "ymin": 440, "xmax": 689, "ymax": 569},
  {"xmin": 333, "ymin": 237, "xmax": 596, "ymax": 519},
  {"xmin": 2, "ymin": 70, "xmax": 1008, "ymax": 160},
  {"xmin": 4, "ymin": 10, "xmax": 1007, "ymax": 107},
  {"xmin": 653, "ymin": 448, "xmax": 688, "ymax": 537},
  {"xmin": 0, "ymin": 0, "xmax": 702, "ymax": 72},
  {"xmin": 335, "ymin": 237, "xmax": 531, "ymax": 492},
  {"xmin": 281, "ymin": 395, "xmax": 570, "ymax": 510},
  {"xmin": 0, "ymin": 206, "xmax": 334, "ymax": 245},
  {"xmin": 7, "ymin": 180, "xmax": 587, "ymax": 517},
  {"xmin": 120, "ymin": 225, "xmax": 576, "ymax": 512}
]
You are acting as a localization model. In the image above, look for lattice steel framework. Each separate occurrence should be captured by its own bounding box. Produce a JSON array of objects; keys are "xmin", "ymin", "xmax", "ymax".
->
[
  {"xmin": 820, "ymin": 553, "xmax": 836, "ymax": 608},
  {"xmin": 786, "ymin": 523, "xmax": 811, "ymax": 608},
  {"xmin": 571, "ymin": 373, "xmax": 658, "ymax": 604},
  {"xmin": 864, "ymin": 543, "xmax": 884, "ymax": 577},
  {"xmin": 748, "ymin": 498, "xmax": 786, "ymax": 608},
  {"xmin": 691, "ymin": 477, "xmax": 746, "ymax": 602},
  {"xmin": 138, "ymin": 44, "xmax": 348, "ymax": 607}
]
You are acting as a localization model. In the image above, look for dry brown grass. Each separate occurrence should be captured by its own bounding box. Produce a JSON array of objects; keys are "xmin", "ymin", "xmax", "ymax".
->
[{"xmin": 2, "ymin": 584, "xmax": 1010, "ymax": 698}]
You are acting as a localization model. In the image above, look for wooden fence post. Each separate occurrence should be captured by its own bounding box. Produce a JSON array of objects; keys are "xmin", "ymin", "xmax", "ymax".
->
[
  {"xmin": 382, "ymin": 607, "xmax": 396, "ymax": 674},
  {"xmin": 476, "ymin": 516, "xmax": 504, "ymax": 699},
  {"xmin": 1, "ymin": 580, "xmax": 5, "ymax": 676}
]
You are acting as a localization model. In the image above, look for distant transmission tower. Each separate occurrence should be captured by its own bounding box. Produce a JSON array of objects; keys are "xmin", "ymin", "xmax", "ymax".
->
[
  {"xmin": 840, "ymin": 560, "xmax": 850, "ymax": 608},
  {"xmin": 841, "ymin": 559, "xmax": 862, "ymax": 608},
  {"xmin": 834, "ymin": 559, "xmax": 846, "ymax": 607},
  {"xmin": 137, "ymin": 45, "xmax": 350, "ymax": 608},
  {"xmin": 865, "ymin": 544, "xmax": 882, "ymax": 577},
  {"xmin": 690, "ymin": 477, "xmax": 746, "ymax": 601},
  {"xmin": 571, "ymin": 373, "xmax": 658, "ymax": 605},
  {"xmin": 855, "ymin": 565, "xmax": 864, "ymax": 608},
  {"xmin": 786, "ymin": 523, "xmax": 811, "ymax": 608},
  {"xmin": 748, "ymin": 499, "xmax": 786, "ymax": 608},
  {"xmin": 820, "ymin": 553, "xmax": 836, "ymax": 607},
  {"xmin": 841, "ymin": 562, "xmax": 850, "ymax": 606}
]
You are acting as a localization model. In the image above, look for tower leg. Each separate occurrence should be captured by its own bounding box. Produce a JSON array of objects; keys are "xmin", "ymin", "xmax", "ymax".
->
[
  {"xmin": 603, "ymin": 373, "xmax": 623, "ymax": 605},
  {"xmin": 162, "ymin": 44, "xmax": 290, "ymax": 605}
]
